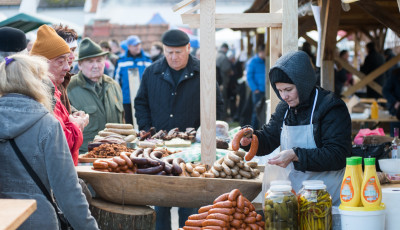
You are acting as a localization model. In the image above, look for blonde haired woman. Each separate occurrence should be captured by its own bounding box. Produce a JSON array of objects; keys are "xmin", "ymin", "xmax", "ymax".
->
[{"xmin": 0, "ymin": 54, "xmax": 98, "ymax": 230}]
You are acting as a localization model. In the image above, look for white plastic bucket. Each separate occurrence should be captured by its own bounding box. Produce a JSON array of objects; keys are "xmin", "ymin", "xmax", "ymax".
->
[{"xmin": 339, "ymin": 208, "xmax": 385, "ymax": 230}]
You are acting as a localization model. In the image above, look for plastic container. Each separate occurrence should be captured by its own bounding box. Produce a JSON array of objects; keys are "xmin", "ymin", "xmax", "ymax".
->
[
  {"xmin": 339, "ymin": 204, "xmax": 385, "ymax": 230},
  {"xmin": 340, "ymin": 158, "xmax": 362, "ymax": 207},
  {"xmin": 361, "ymin": 158, "xmax": 382, "ymax": 208},
  {"xmin": 298, "ymin": 183, "xmax": 332, "ymax": 230},
  {"xmin": 264, "ymin": 185, "xmax": 298, "ymax": 230},
  {"xmin": 371, "ymin": 100, "xmax": 379, "ymax": 119}
]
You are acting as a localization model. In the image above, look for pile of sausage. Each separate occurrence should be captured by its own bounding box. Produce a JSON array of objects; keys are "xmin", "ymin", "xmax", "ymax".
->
[
  {"xmin": 92, "ymin": 152, "xmax": 136, "ymax": 173},
  {"xmin": 179, "ymin": 189, "xmax": 264, "ymax": 230},
  {"xmin": 92, "ymin": 148, "xmax": 185, "ymax": 176},
  {"xmin": 210, "ymin": 152, "xmax": 260, "ymax": 179},
  {"xmin": 179, "ymin": 162, "xmax": 214, "ymax": 178}
]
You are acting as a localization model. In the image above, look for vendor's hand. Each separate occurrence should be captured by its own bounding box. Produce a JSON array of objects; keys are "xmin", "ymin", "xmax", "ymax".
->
[
  {"xmin": 69, "ymin": 114, "xmax": 89, "ymax": 131},
  {"xmin": 72, "ymin": 110, "xmax": 86, "ymax": 118},
  {"xmin": 268, "ymin": 149, "xmax": 299, "ymax": 168},
  {"xmin": 395, "ymin": 101, "xmax": 400, "ymax": 110}
]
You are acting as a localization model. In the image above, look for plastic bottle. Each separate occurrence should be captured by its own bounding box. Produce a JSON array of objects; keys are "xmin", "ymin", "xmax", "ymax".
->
[
  {"xmin": 340, "ymin": 158, "xmax": 362, "ymax": 207},
  {"xmin": 370, "ymin": 100, "xmax": 379, "ymax": 119},
  {"xmin": 391, "ymin": 128, "xmax": 400, "ymax": 159},
  {"xmin": 351, "ymin": 156, "xmax": 364, "ymax": 206},
  {"xmin": 361, "ymin": 158, "xmax": 382, "ymax": 207}
]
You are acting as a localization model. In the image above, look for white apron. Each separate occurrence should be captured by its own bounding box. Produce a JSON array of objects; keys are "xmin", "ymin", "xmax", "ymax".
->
[{"xmin": 280, "ymin": 89, "xmax": 344, "ymax": 206}]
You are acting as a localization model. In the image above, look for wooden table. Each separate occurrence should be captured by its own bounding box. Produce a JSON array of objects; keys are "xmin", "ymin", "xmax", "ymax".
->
[{"xmin": 0, "ymin": 199, "xmax": 37, "ymax": 230}]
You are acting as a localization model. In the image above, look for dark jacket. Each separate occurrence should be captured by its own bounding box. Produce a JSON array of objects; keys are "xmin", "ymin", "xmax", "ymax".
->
[
  {"xmin": 134, "ymin": 55, "xmax": 224, "ymax": 131},
  {"xmin": 248, "ymin": 51, "xmax": 352, "ymax": 172},
  {"xmin": 361, "ymin": 50, "xmax": 386, "ymax": 98}
]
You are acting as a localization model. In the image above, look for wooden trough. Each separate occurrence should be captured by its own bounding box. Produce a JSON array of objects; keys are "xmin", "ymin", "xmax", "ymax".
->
[{"xmin": 76, "ymin": 166, "xmax": 262, "ymax": 208}]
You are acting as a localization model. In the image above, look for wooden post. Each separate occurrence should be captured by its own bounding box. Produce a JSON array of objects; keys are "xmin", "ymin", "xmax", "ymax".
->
[
  {"xmin": 128, "ymin": 68, "xmax": 140, "ymax": 129},
  {"xmin": 90, "ymin": 199, "xmax": 156, "ymax": 230},
  {"xmin": 320, "ymin": 0, "xmax": 341, "ymax": 92},
  {"xmin": 269, "ymin": 0, "xmax": 282, "ymax": 113},
  {"xmin": 200, "ymin": 0, "xmax": 216, "ymax": 166}
]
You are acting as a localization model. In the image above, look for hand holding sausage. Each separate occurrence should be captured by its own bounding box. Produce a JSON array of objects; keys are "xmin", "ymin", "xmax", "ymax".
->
[{"xmin": 231, "ymin": 127, "xmax": 253, "ymax": 151}]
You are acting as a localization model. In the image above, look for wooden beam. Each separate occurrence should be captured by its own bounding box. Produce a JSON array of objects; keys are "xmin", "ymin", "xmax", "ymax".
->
[
  {"xmin": 355, "ymin": 0, "xmax": 400, "ymax": 36},
  {"xmin": 298, "ymin": 16, "xmax": 316, "ymax": 37},
  {"xmin": 181, "ymin": 13, "xmax": 283, "ymax": 28},
  {"xmin": 302, "ymin": 34, "xmax": 318, "ymax": 48},
  {"xmin": 172, "ymin": 0, "xmax": 196, "ymax": 12},
  {"xmin": 282, "ymin": 0, "xmax": 298, "ymax": 53},
  {"xmin": 183, "ymin": 3, "xmax": 200, "ymax": 14},
  {"xmin": 200, "ymin": 0, "xmax": 216, "ymax": 166},
  {"xmin": 342, "ymin": 54, "xmax": 400, "ymax": 97},
  {"xmin": 334, "ymin": 56, "xmax": 382, "ymax": 95},
  {"xmin": 269, "ymin": 0, "xmax": 282, "ymax": 113},
  {"xmin": 320, "ymin": 0, "xmax": 341, "ymax": 91}
]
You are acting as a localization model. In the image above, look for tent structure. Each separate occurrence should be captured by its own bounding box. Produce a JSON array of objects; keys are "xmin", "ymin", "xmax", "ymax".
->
[
  {"xmin": 0, "ymin": 13, "xmax": 50, "ymax": 33},
  {"xmin": 147, "ymin": 12, "xmax": 168, "ymax": 25}
]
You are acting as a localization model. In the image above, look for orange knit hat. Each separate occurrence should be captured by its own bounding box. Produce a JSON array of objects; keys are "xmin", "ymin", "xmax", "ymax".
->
[{"xmin": 30, "ymin": 25, "xmax": 70, "ymax": 60}]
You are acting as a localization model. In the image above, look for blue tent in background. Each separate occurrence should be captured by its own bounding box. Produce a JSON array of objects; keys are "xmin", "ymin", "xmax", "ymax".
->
[{"xmin": 147, "ymin": 13, "xmax": 167, "ymax": 25}]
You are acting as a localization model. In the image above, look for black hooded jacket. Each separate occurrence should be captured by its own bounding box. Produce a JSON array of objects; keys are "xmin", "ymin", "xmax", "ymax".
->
[{"xmin": 250, "ymin": 51, "xmax": 352, "ymax": 172}]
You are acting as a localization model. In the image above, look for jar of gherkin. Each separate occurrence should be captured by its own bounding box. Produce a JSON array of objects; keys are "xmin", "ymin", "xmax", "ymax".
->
[
  {"xmin": 298, "ymin": 184, "xmax": 332, "ymax": 230},
  {"xmin": 264, "ymin": 185, "xmax": 298, "ymax": 230}
]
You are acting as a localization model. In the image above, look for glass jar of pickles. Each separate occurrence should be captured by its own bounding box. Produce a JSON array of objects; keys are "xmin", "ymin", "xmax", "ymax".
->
[
  {"xmin": 264, "ymin": 185, "xmax": 298, "ymax": 230},
  {"xmin": 298, "ymin": 184, "xmax": 332, "ymax": 230}
]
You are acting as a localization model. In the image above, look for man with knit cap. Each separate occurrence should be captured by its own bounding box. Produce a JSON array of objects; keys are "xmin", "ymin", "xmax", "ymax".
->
[
  {"xmin": 238, "ymin": 50, "xmax": 351, "ymax": 207},
  {"xmin": 68, "ymin": 38, "xmax": 124, "ymax": 154},
  {"xmin": 30, "ymin": 24, "xmax": 88, "ymax": 165},
  {"xmin": 0, "ymin": 27, "xmax": 27, "ymax": 62}
]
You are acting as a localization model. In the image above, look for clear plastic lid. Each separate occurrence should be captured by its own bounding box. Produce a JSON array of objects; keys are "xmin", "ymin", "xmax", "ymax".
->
[
  {"xmin": 304, "ymin": 184, "xmax": 327, "ymax": 190},
  {"xmin": 302, "ymin": 180, "xmax": 324, "ymax": 186},
  {"xmin": 270, "ymin": 185, "xmax": 292, "ymax": 192},
  {"xmin": 271, "ymin": 180, "xmax": 292, "ymax": 186}
]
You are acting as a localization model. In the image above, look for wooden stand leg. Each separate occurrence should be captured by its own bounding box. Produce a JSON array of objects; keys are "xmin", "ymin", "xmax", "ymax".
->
[{"xmin": 89, "ymin": 199, "xmax": 156, "ymax": 230}]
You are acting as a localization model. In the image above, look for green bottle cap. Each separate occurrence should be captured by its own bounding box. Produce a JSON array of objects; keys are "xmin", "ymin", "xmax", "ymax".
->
[
  {"xmin": 346, "ymin": 158, "xmax": 357, "ymax": 165},
  {"xmin": 351, "ymin": 156, "xmax": 362, "ymax": 165},
  {"xmin": 364, "ymin": 158, "xmax": 376, "ymax": 165}
]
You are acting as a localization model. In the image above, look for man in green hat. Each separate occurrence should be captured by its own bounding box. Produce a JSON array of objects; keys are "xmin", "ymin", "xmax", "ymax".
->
[{"xmin": 68, "ymin": 37, "xmax": 124, "ymax": 153}]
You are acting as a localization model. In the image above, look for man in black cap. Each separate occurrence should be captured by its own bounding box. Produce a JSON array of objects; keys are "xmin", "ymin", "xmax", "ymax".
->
[
  {"xmin": 0, "ymin": 27, "xmax": 27, "ymax": 62},
  {"xmin": 134, "ymin": 29, "xmax": 224, "ymax": 230}
]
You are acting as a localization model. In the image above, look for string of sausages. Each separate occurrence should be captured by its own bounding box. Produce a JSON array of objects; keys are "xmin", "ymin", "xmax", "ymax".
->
[
  {"xmin": 92, "ymin": 148, "xmax": 185, "ymax": 176},
  {"xmin": 179, "ymin": 189, "xmax": 264, "ymax": 230}
]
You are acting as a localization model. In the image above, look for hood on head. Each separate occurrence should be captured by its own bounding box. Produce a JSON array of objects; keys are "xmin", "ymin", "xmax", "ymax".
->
[
  {"xmin": 269, "ymin": 50, "xmax": 316, "ymax": 106},
  {"xmin": 0, "ymin": 95, "xmax": 49, "ymax": 141}
]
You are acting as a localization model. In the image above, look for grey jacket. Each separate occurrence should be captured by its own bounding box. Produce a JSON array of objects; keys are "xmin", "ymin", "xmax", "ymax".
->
[{"xmin": 0, "ymin": 94, "xmax": 98, "ymax": 230}]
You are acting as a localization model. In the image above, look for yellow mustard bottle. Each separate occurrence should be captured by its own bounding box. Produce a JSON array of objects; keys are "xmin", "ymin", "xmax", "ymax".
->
[
  {"xmin": 340, "ymin": 158, "xmax": 361, "ymax": 207},
  {"xmin": 371, "ymin": 100, "xmax": 379, "ymax": 119},
  {"xmin": 361, "ymin": 158, "xmax": 382, "ymax": 207},
  {"xmin": 351, "ymin": 156, "xmax": 364, "ymax": 206}
]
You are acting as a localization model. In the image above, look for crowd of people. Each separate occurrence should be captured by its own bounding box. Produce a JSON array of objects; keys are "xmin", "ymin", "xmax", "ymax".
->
[{"xmin": 0, "ymin": 23, "xmax": 399, "ymax": 229}]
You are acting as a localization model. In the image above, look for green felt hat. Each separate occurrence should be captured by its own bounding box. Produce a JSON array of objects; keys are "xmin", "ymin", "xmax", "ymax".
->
[{"xmin": 77, "ymin": 37, "xmax": 108, "ymax": 61}]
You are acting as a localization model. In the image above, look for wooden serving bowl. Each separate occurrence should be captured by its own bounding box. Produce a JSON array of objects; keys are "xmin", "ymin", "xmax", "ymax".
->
[{"xmin": 76, "ymin": 166, "xmax": 262, "ymax": 208}]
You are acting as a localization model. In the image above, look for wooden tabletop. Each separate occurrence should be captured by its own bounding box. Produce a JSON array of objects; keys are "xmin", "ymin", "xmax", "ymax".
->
[{"xmin": 0, "ymin": 199, "xmax": 37, "ymax": 230}]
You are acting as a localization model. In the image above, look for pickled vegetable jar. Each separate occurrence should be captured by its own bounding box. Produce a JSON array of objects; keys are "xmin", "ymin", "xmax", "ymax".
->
[
  {"xmin": 298, "ymin": 184, "xmax": 332, "ymax": 230},
  {"xmin": 264, "ymin": 185, "xmax": 298, "ymax": 230}
]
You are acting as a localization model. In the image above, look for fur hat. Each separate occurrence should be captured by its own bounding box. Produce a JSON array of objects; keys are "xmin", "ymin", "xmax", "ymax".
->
[{"xmin": 30, "ymin": 25, "xmax": 70, "ymax": 60}]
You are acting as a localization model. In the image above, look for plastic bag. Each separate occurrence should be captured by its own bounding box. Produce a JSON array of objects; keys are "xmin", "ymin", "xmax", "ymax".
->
[
  {"xmin": 354, "ymin": 128, "xmax": 385, "ymax": 145},
  {"xmin": 261, "ymin": 163, "xmax": 289, "ymax": 206},
  {"xmin": 195, "ymin": 120, "xmax": 230, "ymax": 142}
]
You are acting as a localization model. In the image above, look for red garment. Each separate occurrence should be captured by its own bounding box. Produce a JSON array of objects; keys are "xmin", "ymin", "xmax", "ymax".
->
[{"xmin": 52, "ymin": 81, "xmax": 83, "ymax": 166}]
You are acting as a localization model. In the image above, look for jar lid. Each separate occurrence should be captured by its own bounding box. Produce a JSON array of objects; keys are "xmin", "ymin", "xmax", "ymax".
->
[
  {"xmin": 304, "ymin": 184, "xmax": 327, "ymax": 190},
  {"xmin": 270, "ymin": 185, "xmax": 292, "ymax": 192},
  {"xmin": 302, "ymin": 180, "xmax": 324, "ymax": 186},
  {"xmin": 271, "ymin": 180, "xmax": 291, "ymax": 186}
]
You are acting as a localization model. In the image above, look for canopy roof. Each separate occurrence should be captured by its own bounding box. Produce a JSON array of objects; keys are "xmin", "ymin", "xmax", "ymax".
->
[{"xmin": 0, "ymin": 12, "xmax": 50, "ymax": 33}]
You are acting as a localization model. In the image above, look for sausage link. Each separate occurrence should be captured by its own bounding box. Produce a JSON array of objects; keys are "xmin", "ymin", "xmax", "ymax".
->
[
  {"xmin": 206, "ymin": 213, "xmax": 230, "ymax": 222},
  {"xmin": 188, "ymin": 212, "xmax": 208, "ymax": 220},
  {"xmin": 213, "ymin": 193, "xmax": 229, "ymax": 204},
  {"xmin": 228, "ymin": 189, "xmax": 241, "ymax": 201},
  {"xmin": 185, "ymin": 219, "xmax": 204, "ymax": 227},
  {"xmin": 119, "ymin": 152, "xmax": 133, "ymax": 168},
  {"xmin": 213, "ymin": 200, "xmax": 233, "ymax": 209},
  {"xmin": 198, "ymin": 204, "xmax": 213, "ymax": 213},
  {"xmin": 202, "ymin": 219, "xmax": 227, "ymax": 227},
  {"xmin": 245, "ymin": 134, "xmax": 258, "ymax": 161},
  {"xmin": 231, "ymin": 127, "xmax": 253, "ymax": 151}
]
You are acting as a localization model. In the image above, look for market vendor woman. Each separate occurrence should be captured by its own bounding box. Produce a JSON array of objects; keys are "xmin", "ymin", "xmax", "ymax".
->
[{"xmin": 240, "ymin": 50, "xmax": 352, "ymax": 206}]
